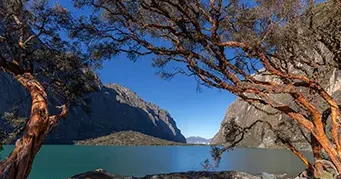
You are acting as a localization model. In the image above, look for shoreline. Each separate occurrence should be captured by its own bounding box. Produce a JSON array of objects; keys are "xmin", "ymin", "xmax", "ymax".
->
[
  {"xmin": 69, "ymin": 169, "xmax": 290, "ymax": 179},
  {"xmin": 1, "ymin": 144, "xmax": 312, "ymax": 151}
]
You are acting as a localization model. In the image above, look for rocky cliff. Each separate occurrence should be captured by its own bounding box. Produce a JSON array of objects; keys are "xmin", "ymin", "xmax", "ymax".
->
[
  {"xmin": 211, "ymin": 69, "xmax": 341, "ymax": 150},
  {"xmin": 0, "ymin": 72, "xmax": 186, "ymax": 144},
  {"xmin": 212, "ymin": 1, "xmax": 341, "ymax": 149}
]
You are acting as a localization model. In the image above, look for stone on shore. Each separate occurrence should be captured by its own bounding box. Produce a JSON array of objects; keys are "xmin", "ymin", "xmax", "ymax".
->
[{"xmin": 69, "ymin": 169, "xmax": 262, "ymax": 179}]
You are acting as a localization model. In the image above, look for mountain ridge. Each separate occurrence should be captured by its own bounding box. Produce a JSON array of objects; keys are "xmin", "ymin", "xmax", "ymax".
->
[
  {"xmin": 211, "ymin": 69, "xmax": 341, "ymax": 150},
  {"xmin": 75, "ymin": 131, "xmax": 186, "ymax": 146},
  {"xmin": 0, "ymin": 72, "xmax": 186, "ymax": 144}
]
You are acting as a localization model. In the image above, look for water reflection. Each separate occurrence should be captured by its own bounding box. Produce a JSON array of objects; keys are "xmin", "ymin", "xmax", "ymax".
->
[{"xmin": 0, "ymin": 145, "xmax": 312, "ymax": 179}]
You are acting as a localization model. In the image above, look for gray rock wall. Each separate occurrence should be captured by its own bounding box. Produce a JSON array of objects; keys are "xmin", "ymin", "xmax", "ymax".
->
[
  {"xmin": 211, "ymin": 69, "xmax": 341, "ymax": 150},
  {"xmin": 0, "ymin": 72, "xmax": 186, "ymax": 144}
]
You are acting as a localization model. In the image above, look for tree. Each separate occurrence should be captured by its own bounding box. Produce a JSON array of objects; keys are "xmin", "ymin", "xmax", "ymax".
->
[
  {"xmin": 0, "ymin": 0, "xmax": 101, "ymax": 178},
  {"xmin": 71, "ymin": 0, "xmax": 341, "ymax": 177}
]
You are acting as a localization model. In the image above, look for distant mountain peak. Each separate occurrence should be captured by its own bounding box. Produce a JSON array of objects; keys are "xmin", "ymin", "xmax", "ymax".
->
[{"xmin": 186, "ymin": 136, "xmax": 211, "ymax": 145}]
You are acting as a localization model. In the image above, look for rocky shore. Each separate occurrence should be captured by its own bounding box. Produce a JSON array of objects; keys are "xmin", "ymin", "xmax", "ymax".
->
[{"xmin": 69, "ymin": 169, "xmax": 290, "ymax": 179}]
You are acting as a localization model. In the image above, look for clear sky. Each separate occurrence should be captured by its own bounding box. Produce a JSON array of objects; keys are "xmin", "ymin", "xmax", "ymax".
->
[
  {"xmin": 99, "ymin": 55, "xmax": 236, "ymax": 139},
  {"xmin": 98, "ymin": 0, "xmax": 327, "ymax": 139},
  {"xmin": 50, "ymin": 0, "xmax": 326, "ymax": 139},
  {"xmin": 51, "ymin": 0, "xmax": 236, "ymax": 139}
]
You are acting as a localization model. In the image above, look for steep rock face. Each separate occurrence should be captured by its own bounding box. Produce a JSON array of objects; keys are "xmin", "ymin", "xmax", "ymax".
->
[
  {"xmin": 46, "ymin": 84, "xmax": 186, "ymax": 143},
  {"xmin": 0, "ymin": 72, "xmax": 186, "ymax": 144},
  {"xmin": 211, "ymin": 69, "xmax": 341, "ymax": 150},
  {"xmin": 210, "ymin": 98, "xmax": 296, "ymax": 149},
  {"xmin": 211, "ymin": 1, "xmax": 341, "ymax": 149},
  {"xmin": 109, "ymin": 84, "xmax": 179, "ymax": 138}
]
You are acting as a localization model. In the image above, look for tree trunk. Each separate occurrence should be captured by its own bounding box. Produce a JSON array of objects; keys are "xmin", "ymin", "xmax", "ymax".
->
[
  {"xmin": 0, "ymin": 73, "xmax": 50, "ymax": 179},
  {"xmin": 286, "ymin": 141, "xmax": 314, "ymax": 171},
  {"xmin": 311, "ymin": 135, "xmax": 323, "ymax": 177},
  {"xmin": 314, "ymin": 133, "xmax": 341, "ymax": 173}
]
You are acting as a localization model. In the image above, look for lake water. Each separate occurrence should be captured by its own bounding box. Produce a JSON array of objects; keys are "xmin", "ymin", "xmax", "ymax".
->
[{"xmin": 0, "ymin": 145, "xmax": 312, "ymax": 179}]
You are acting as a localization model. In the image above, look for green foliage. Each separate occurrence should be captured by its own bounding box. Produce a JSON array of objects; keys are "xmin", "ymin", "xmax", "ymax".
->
[
  {"xmin": 69, "ymin": 0, "xmax": 339, "ymax": 128},
  {"xmin": 1, "ymin": 0, "xmax": 105, "ymax": 102},
  {"xmin": 1, "ymin": 110, "xmax": 28, "ymax": 144},
  {"xmin": 0, "ymin": 0, "xmax": 107, "ymax": 147},
  {"xmin": 0, "ymin": 0, "xmax": 108, "ymax": 142}
]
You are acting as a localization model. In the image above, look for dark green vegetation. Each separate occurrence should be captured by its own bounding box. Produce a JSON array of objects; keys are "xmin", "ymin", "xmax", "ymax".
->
[{"xmin": 75, "ymin": 131, "xmax": 187, "ymax": 146}]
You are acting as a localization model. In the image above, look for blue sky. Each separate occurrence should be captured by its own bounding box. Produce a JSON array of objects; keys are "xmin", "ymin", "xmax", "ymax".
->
[
  {"xmin": 48, "ymin": 0, "xmax": 237, "ymax": 139},
  {"xmin": 99, "ymin": 55, "xmax": 236, "ymax": 139},
  {"xmin": 49, "ymin": 0, "xmax": 327, "ymax": 139},
  {"xmin": 49, "ymin": 0, "xmax": 328, "ymax": 138}
]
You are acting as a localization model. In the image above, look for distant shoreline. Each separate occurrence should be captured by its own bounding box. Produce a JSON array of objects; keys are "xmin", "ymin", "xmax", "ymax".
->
[{"xmin": 74, "ymin": 131, "xmax": 211, "ymax": 146}]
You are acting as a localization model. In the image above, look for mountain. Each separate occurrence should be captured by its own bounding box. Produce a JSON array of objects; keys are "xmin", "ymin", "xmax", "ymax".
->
[
  {"xmin": 211, "ymin": 69, "xmax": 341, "ymax": 150},
  {"xmin": 0, "ymin": 72, "xmax": 186, "ymax": 144},
  {"xmin": 212, "ymin": 1, "xmax": 341, "ymax": 149},
  {"xmin": 186, "ymin": 136, "xmax": 211, "ymax": 145},
  {"xmin": 75, "ymin": 131, "xmax": 187, "ymax": 146}
]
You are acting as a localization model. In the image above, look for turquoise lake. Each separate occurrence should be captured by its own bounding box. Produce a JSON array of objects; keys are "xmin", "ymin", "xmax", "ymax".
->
[{"xmin": 0, "ymin": 146, "xmax": 312, "ymax": 179}]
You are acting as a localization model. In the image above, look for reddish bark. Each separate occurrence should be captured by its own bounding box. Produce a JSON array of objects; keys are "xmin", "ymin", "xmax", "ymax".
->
[
  {"xmin": 311, "ymin": 135, "xmax": 323, "ymax": 176},
  {"xmin": 0, "ymin": 72, "xmax": 68, "ymax": 179},
  {"xmin": 286, "ymin": 141, "xmax": 313, "ymax": 171}
]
